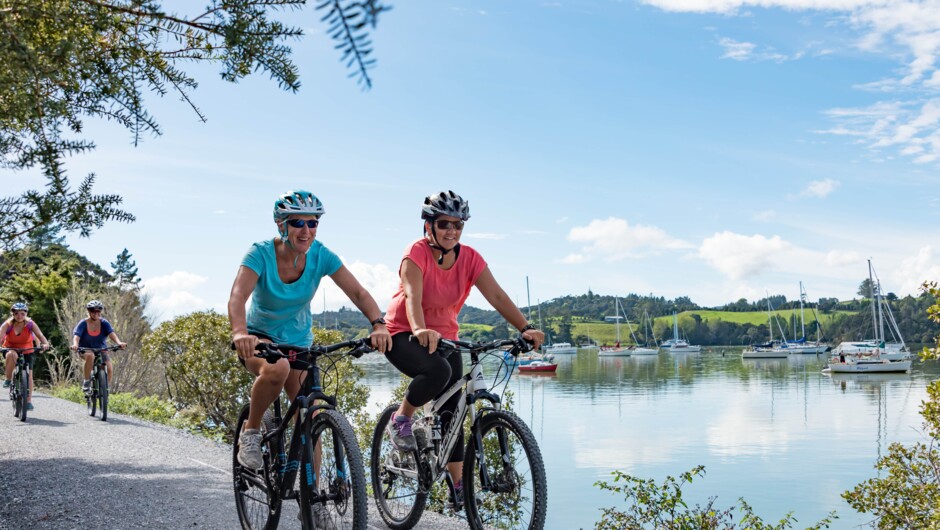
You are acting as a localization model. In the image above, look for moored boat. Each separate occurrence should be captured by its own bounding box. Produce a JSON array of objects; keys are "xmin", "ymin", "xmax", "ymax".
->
[{"xmin": 518, "ymin": 360, "xmax": 558, "ymax": 373}]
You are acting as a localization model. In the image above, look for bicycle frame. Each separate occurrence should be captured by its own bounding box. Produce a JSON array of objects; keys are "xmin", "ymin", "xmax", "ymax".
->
[
  {"xmin": 406, "ymin": 340, "xmax": 521, "ymax": 490},
  {"xmin": 256, "ymin": 355, "xmax": 342, "ymax": 502}
]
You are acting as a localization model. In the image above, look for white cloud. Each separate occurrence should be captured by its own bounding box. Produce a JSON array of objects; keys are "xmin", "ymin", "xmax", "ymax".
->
[
  {"xmin": 640, "ymin": 0, "xmax": 940, "ymax": 165},
  {"xmin": 698, "ymin": 231, "xmax": 794, "ymax": 279},
  {"xmin": 892, "ymin": 246, "xmax": 940, "ymax": 294},
  {"xmin": 802, "ymin": 178, "xmax": 840, "ymax": 197},
  {"xmin": 317, "ymin": 260, "xmax": 399, "ymax": 312},
  {"xmin": 142, "ymin": 271, "xmax": 210, "ymax": 321},
  {"xmin": 718, "ymin": 37, "xmax": 802, "ymax": 62},
  {"xmin": 567, "ymin": 217, "xmax": 692, "ymax": 261},
  {"xmin": 719, "ymin": 37, "xmax": 756, "ymax": 61},
  {"xmin": 824, "ymin": 250, "xmax": 863, "ymax": 268},
  {"xmin": 754, "ymin": 209, "xmax": 777, "ymax": 222},
  {"xmin": 560, "ymin": 253, "xmax": 589, "ymax": 264}
]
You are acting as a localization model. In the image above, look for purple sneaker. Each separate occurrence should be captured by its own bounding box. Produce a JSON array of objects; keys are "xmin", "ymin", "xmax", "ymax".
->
[{"xmin": 386, "ymin": 412, "xmax": 417, "ymax": 452}]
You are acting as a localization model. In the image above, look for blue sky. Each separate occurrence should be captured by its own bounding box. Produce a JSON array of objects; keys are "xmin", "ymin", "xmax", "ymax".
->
[{"xmin": 11, "ymin": 0, "xmax": 940, "ymax": 322}]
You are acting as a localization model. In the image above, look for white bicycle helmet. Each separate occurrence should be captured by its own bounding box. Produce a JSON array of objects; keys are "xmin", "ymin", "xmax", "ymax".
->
[
  {"xmin": 86, "ymin": 300, "xmax": 104, "ymax": 310},
  {"xmin": 10, "ymin": 302, "xmax": 28, "ymax": 313},
  {"xmin": 273, "ymin": 190, "xmax": 325, "ymax": 221}
]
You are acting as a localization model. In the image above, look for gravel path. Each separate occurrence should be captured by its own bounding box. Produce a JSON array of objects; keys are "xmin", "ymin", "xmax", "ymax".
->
[{"xmin": 0, "ymin": 391, "xmax": 467, "ymax": 530}]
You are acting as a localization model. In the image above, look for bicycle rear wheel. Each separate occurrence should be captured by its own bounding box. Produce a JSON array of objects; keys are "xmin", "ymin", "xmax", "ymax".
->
[
  {"xmin": 370, "ymin": 404, "xmax": 428, "ymax": 530},
  {"xmin": 233, "ymin": 405, "xmax": 280, "ymax": 530},
  {"xmin": 18, "ymin": 368, "xmax": 28, "ymax": 422},
  {"xmin": 97, "ymin": 369, "xmax": 109, "ymax": 421},
  {"xmin": 299, "ymin": 409, "xmax": 368, "ymax": 530},
  {"xmin": 463, "ymin": 410, "xmax": 547, "ymax": 530}
]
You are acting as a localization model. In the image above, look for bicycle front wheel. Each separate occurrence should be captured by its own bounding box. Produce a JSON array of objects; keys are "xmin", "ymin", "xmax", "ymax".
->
[
  {"xmin": 299, "ymin": 409, "xmax": 368, "ymax": 530},
  {"xmin": 233, "ymin": 405, "xmax": 280, "ymax": 530},
  {"xmin": 98, "ymin": 370, "xmax": 109, "ymax": 421},
  {"xmin": 463, "ymin": 410, "xmax": 547, "ymax": 530},
  {"xmin": 370, "ymin": 404, "xmax": 428, "ymax": 529},
  {"xmin": 87, "ymin": 371, "xmax": 97, "ymax": 417},
  {"xmin": 18, "ymin": 368, "xmax": 28, "ymax": 422},
  {"xmin": 11, "ymin": 369, "xmax": 21, "ymax": 418}
]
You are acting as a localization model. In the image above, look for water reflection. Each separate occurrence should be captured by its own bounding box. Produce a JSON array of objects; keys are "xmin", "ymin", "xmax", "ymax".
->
[{"xmin": 355, "ymin": 346, "xmax": 938, "ymax": 530}]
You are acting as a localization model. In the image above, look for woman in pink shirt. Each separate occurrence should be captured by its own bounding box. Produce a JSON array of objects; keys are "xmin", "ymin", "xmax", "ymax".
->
[{"xmin": 382, "ymin": 190, "xmax": 545, "ymax": 508}]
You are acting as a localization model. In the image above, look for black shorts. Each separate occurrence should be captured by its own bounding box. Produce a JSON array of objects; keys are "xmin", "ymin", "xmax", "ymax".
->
[{"xmin": 79, "ymin": 351, "xmax": 110, "ymax": 363}]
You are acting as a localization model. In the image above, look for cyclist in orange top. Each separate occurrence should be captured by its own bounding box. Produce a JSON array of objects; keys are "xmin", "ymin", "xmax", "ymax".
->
[{"xmin": 1, "ymin": 302, "xmax": 52, "ymax": 410}]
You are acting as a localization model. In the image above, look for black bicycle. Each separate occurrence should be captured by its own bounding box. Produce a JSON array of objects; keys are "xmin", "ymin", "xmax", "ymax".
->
[
  {"xmin": 3, "ymin": 347, "xmax": 40, "ymax": 422},
  {"xmin": 372, "ymin": 337, "xmax": 548, "ymax": 530},
  {"xmin": 77, "ymin": 345, "xmax": 122, "ymax": 422},
  {"xmin": 233, "ymin": 338, "xmax": 373, "ymax": 530}
]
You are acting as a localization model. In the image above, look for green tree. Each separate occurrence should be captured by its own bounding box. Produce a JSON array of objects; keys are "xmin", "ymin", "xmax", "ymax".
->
[
  {"xmin": 843, "ymin": 281, "xmax": 940, "ymax": 528},
  {"xmin": 858, "ymin": 278, "xmax": 877, "ymax": 298},
  {"xmin": 111, "ymin": 248, "xmax": 141, "ymax": 290},
  {"xmin": 594, "ymin": 466, "xmax": 835, "ymax": 529},
  {"xmin": 142, "ymin": 310, "xmax": 252, "ymax": 439},
  {"xmin": 557, "ymin": 312, "xmax": 573, "ymax": 343},
  {"xmin": 0, "ymin": 0, "xmax": 389, "ymax": 247}
]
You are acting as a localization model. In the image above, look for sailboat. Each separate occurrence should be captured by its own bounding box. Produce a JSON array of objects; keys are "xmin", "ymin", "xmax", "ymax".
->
[
  {"xmin": 660, "ymin": 312, "xmax": 701, "ymax": 352},
  {"xmin": 783, "ymin": 282, "xmax": 829, "ymax": 354},
  {"xmin": 742, "ymin": 298, "xmax": 788, "ymax": 359},
  {"xmin": 824, "ymin": 260, "xmax": 912, "ymax": 373},
  {"xmin": 599, "ymin": 298, "xmax": 632, "ymax": 357},
  {"xmin": 630, "ymin": 311, "xmax": 659, "ymax": 355}
]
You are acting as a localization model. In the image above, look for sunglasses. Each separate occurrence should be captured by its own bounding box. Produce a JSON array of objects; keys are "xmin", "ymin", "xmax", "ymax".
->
[
  {"xmin": 88, "ymin": 309, "xmax": 102, "ymax": 313},
  {"xmin": 286, "ymin": 219, "xmax": 319, "ymax": 229},
  {"xmin": 434, "ymin": 219, "xmax": 465, "ymax": 231}
]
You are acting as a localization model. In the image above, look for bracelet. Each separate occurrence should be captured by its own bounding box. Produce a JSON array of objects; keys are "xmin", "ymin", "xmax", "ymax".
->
[{"xmin": 520, "ymin": 324, "xmax": 536, "ymax": 333}]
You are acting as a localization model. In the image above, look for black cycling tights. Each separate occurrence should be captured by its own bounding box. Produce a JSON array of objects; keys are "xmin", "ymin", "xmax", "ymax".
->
[{"xmin": 384, "ymin": 332, "xmax": 464, "ymax": 463}]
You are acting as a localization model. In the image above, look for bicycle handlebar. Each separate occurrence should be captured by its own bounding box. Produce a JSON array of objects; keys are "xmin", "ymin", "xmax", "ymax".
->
[
  {"xmin": 230, "ymin": 337, "xmax": 375, "ymax": 364},
  {"xmin": 0, "ymin": 347, "xmax": 44, "ymax": 355},
  {"xmin": 437, "ymin": 336, "xmax": 533, "ymax": 357},
  {"xmin": 76, "ymin": 345, "xmax": 123, "ymax": 354}
]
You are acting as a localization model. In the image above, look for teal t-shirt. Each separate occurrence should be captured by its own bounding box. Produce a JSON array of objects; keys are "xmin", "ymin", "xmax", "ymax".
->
[{"xmin": 242, "ymin": 239, "xmax": 342, "ymax": 346}]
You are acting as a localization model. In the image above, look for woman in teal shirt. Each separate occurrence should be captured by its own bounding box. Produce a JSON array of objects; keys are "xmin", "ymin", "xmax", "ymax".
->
[{"xmin": 228, "ymin": 190, "xmax": 391, "ymax": 470}]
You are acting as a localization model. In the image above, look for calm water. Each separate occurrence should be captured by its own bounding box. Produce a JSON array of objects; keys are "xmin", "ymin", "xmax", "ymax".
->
[{"xmin": 356, "ymin": 347, "xmax": 939, "ymax": 529}]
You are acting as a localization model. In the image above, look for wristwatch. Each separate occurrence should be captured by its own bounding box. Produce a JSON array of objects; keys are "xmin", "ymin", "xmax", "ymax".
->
[
  {"xmin": 371, "ymin": 317, "xmax": 387, "ymax": 327},
  {"xmin": 520, "ymin": 324, "xmax": 536, "ymax": 333}
]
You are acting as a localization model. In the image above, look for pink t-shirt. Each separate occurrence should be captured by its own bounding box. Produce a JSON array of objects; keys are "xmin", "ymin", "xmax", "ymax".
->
[{"xmin": 385, "ymin": 239, "xmax": 487, "ymax": 340}]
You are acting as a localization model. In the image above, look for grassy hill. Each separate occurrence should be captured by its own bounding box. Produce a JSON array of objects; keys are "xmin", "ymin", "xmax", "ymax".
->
[{"xmin": 557, "ymin": 309, "xmax": 856, "ymax": 346}]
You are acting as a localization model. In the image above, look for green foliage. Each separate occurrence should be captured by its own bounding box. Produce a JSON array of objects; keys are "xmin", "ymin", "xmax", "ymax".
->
[
  {"xmin": 594, "ymin": 466, "xmax": 836, "ymax": 530},
  {"xmin": 110, "ymin": 248, "xmax": 141, "ymax": 289},
  {"xmin": 0, "ymin": 0, "xmax": 388, "ymax": 247},
  {"xmin": 843, "ymin": 281, "xmax": 940, "ymax": 529},
  {"xmin": 0, "ymin": 244, "xmax": 112, "ymax": 351},
  {"xmin": 142, "ymin": 310, "xmax": 252, "ymax": 438}
]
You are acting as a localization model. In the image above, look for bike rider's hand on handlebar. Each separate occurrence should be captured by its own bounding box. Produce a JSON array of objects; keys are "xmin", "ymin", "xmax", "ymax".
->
[
  {"xmin": 232, "ymin": 331, "xmax": 260, "ymax": 361},
  {"xmin": 413, "ymin": 328, "xmax": 441, "ymax": 354},
  {"xmin": 520, "ymin": 327, "xmax": 545, "ymax": 351}
]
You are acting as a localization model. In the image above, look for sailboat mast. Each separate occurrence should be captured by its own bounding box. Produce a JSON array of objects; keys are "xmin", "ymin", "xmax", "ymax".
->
[
  {"xmin": 868, "ymin": 259, "xmax": 879, "ymax": 342},
  {"xmin": 799, "ymin": 281, "xmax": 806, "ymax": 339}
]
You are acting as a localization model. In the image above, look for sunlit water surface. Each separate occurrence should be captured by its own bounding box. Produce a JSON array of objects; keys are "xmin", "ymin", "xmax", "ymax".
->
[{"xmin": 355, "ymin": 347, "xmax": 938, "ymax": 529}]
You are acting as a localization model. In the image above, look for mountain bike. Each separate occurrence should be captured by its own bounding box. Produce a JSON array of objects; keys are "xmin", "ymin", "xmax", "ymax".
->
[
  {"xmin": 3, "ymin": 347, "xmax": 40, "ymax": 422},
  {"xmin": 371, "ymin": 337, "xmax": 548, "ymax": 530},
  {"xmin": 233, "ymin": 338, "xmax": 373, "ymax": 530},
  {"xmin": 78, "ymin": 345, "xmax": 122, "ymax": 422}
]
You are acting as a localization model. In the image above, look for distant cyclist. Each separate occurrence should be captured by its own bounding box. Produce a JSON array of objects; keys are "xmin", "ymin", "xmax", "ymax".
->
[
  {"xmin": 69, "ymin": 300, "xmax": 126, "ymax": 392},
  {"xmin": 228, "ymin": 190, "xmax": 391, "ymax": 472},
  {"xmin": 382, "ymin": 190, "xmax": 544, "ymax": 507},
  {"xmin": 1, "ymin": 302, "xmax": 51, "ymax": 410}
]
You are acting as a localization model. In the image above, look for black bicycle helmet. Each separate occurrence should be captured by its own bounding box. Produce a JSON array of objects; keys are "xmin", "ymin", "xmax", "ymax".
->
[{"xmin": 421, "ymin": 190, "xmax": 470, "ymax": 221}]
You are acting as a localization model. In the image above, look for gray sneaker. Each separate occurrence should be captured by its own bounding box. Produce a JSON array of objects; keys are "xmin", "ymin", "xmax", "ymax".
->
[
  {"xmin": 386, "ymin": 412, "xmax": 417, "ymax": 452},
  {"xmin": 311, "ymin": 503, "xmax": 337, "ymax": 530},
  {"xmin": 238, "ymin": 428, "xmax": 263, "ymax": 469}
]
